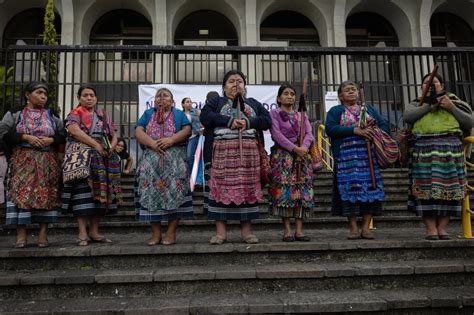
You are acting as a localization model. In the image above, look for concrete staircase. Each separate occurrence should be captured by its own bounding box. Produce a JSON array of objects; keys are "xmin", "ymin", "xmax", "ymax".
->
[{"xmin": 0, "ymin": 168, "xmax": 473, "ymax": 314}]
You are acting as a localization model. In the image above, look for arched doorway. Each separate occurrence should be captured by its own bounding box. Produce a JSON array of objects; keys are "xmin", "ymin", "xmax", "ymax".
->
[
  {"xmin": 260, "ymin": 11, "xmax": 319, "ymax": 46},
  {"xmin": 259, "ymin": 10, "xmax": 320, "ymax": 118},
  {"xmin": 88, "ymin": 9, "xmax": 153, "ymax": 94},
  {"xmin": 88, "ymin": 9, "xmax": 153, "ymax": 148},
  {"xmin": 2, "ymin": 8, "xmax": 61, "ymax": 47},
  {"xmin": 430, "ymin": 12, "xmax": 474, "ymax": 47},
  {"xmin": 430, "ymin": 12, "xmax": 474, "ymax": 99},
  {"xmin": 346, "ymin": 12, "xmax": 398, "ymax": 48},
  {"xmin": 174, "ymin": 10, "xmax": 238, "ymax": 83},
  {"xmin": 346, "ymin": 12, "xmax": 401, "ymax": 125}
]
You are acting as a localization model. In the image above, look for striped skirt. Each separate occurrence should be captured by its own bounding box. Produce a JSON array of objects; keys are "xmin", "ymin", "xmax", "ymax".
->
[
  {"xmin": 332, "ymin": 136, "xmax": 384, "ymax": 217},
  {"xmin": 207, "ymin": 138, "xmax": 262, "ymax": 221},
  {"xmin": 6, "ymin": 148, "xmax": 61, "ymax": 225},
  {"xmin": 61, "ymin": 149, "xmax": 121, "ymax": 216},
  {"xmin": 268, "ymin": 145, "xmax": 314, "ymax": 219},
  {"xmin": 135, "ymin": 147, "xmax": 193, "ymax": 222},
  {"xmin": 408, "ymin": 134, "xmax": 465, "ymax": 217}
]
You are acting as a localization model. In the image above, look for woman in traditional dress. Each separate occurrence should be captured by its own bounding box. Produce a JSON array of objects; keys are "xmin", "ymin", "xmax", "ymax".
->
[
  {"xmin": 325, "ymin": 81, "xmax": 389, "ymax": 240},
  {"xmin": 0, "ymin": 82, "xmax": 65, "ymax": 248},
  {"xmin": 135, "ymin": 87, "xmax": 193, "ymax": 246},
  {"xmin": 404, "ymin": 73, "xmax": 472, "ymax": 240},
  {"xmin": 62, "ymin": 86, "xmax": 121, "ymax": 246},
  {"xmin": 200, "ymin": 70, "xmax": 271, "ymax": 245},
  {"xmin": 268, "ymin": 84, "xmax": 314, "ymax": 242}
]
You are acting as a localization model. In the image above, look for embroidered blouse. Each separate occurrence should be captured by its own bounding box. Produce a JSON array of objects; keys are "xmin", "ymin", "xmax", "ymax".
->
[{"xmin": 269, "ymin": 108, "xmax": 313, "ymax": 152}]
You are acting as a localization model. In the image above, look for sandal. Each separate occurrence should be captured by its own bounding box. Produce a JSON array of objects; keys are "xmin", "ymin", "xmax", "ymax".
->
[
  {"xmin": 209, "ymin": 235, "xmax": 227, "ymax": 245},
  {"xmin": 282, "ymin": 235, "xmax": 295, "ymax": 242},
  {"xmin": 14, "ymin": 240, "xmax": 27, "ymax": 248},
  {"xmin": 361, "ymin": 231, "xmax": 375, "ymax": 240},
  {"xmin": 294, "ymin": 235, "xmax": 311, "ymax": 242},
  {"xmin": 89, "ymin": 236, "xmax": 113, "ymax": 244},
  {"xmin": 77, "ymin": 238, "xmax": 89, "ymax": 246},
  {"xmin": 37, "ymin": 240, "xmax": 50, "ymax": 248},
  {"xmin": 242, "ymin": 234, "xmax": 259, "ymax": 244},
  {"xmin": 162, "ymin": 239, "xmax": 176, "ymax": 246},
  {"xmin": 425, "ymin": 235, "xmax": 439, "ymax": 241},
  {"xmin": 146, "ymin": 239, "xmax": 161, "ymax": 246},
  {"xmin": 438, "ymin": 234, "xmax": 451, "ymax": 240},
  {"xmin": 347, "ymin": 232, "xmax": 360, "ymax": 240}
]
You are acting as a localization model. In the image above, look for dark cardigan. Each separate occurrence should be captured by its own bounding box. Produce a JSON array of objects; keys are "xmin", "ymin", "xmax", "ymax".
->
[
  {"xmin": 200, "ymin": 96, "xmax": 271, "ymax": 165},
  {"xmin": 324, "ymin": 104, "xmax": 390, "ymax": 158}
]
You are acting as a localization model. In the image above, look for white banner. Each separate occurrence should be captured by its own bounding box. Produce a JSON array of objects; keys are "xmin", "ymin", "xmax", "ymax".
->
[
  {"xmin": 138, "ymin": 84, "xmax": 280, "ymax": 113},
  {"xmin": 138, "ymin": 84, "xmax": 280, "ymax": 153}
]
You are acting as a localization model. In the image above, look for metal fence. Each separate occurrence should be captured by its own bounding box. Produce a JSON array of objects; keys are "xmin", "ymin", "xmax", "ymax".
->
[{"xmin": 1, "ymin": 45, "xmax": 473, "ymax": 161}]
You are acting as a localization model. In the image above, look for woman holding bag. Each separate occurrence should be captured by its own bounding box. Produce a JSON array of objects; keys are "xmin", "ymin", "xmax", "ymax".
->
[
  {"xmin": 61, "ymin": 86, "xmax": 122, "ymax": 246},
  {"xmin": 325, "ymin": 81, "xmax": 390, "ymax": 240}
]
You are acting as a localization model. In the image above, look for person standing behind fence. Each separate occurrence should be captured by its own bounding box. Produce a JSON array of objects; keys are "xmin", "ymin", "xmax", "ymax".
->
[
  {"xmin": 61, "ymin": 86, "xmax": 122, "ymax": 246},
  {"xmin": 325, "ymin": 81, "xmax": 389, "ymax": 240},
  {"xmin": 0, "ymin": 82, "xmax": 65, "ymax": 248},
  {"xmin": 268, "ymin": 84, "xmax": 314, "ymax": 242},
  {"xmin": 200, "ymin": 70, "xmax": 271, "ymax": 245},
  {"xmin": 115, "ymin": 138, "xmax": 133, "ymax": 174},
  {"xmin": 135, "ymin": 87, "xmax": 193, "ymax": 246},
  {"xmin": 403, "ymin": 73, "xmax": 473, "ymax": 240},
  {"xmin": 181, "ymin": 97, "xmax": 202, "ymax": 176}
]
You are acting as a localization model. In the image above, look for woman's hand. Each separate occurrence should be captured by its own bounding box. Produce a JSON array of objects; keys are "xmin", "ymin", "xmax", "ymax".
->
[
  {"xmin": 94, "ymin": 142, "xmax": 108, "ymax": 157},
  {"xmin": 38, "ymin": 137, "xmax": 54, "ymax": 148},
  {"xmin": 23, "ymin": 135, "xmax": 47, "ymax": 148},
  {"xmin": 354, "ymin": 126, "xmax": 375, "ymax": 140},
  {"xmin": 231, "ymin": 119, "xmax": 246, "ymax": 131},
  {"xmin": 156, "ymin": 137, "xmax": 175, "ymax": 151},
  {"xmin": 293, "ymin": 146, "xmax": 308, "ymax": 158},
  {"xmin": 438, "ymin": 95, "xmax": 455, "ymax": 112}
]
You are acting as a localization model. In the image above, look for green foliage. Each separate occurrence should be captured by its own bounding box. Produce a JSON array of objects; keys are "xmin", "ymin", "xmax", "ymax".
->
[
  {"xmin": 41, "ymin": 0, "xmax": 60, "ymax": 115},
  {"xmin": 0, "ymin": 65, "xmax": 20, "ymax": 117}
]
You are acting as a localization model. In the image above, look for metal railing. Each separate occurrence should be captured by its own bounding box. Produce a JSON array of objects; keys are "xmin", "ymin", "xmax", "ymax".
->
[
  {"xmin": 317, "ymin": 124, "xmax": 333, "ymax": 171},
  {"xmin": 463, "ymin": 136, "xmax": 474, "ymax": 239},
  {"xmin": 1, "ymin": 45, "xmax": 473, "ymax": 163}
]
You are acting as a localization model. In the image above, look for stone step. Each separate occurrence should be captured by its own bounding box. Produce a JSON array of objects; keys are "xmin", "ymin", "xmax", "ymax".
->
[
  {"xmin": 48, "ymin": 205, "xmax": 417, "ymax": 224},
  {"xmin": 0, "ymin": 286, "xmax": 473, "ymax": 314},
  {"xmin": 1, "ymin": 215, "xmax": 433, "ymax": 235},
  {"xmin": 1, "ymin": 227, "xmax": 472, "ymax": 272},
  {"xmin": 0, "ymin": 259, "xmax": 472, "ymax": 301}
]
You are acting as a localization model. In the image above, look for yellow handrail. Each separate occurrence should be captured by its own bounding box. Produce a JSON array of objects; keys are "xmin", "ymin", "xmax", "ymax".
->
[
  {"xmin": 462, "ymin": 136, "xmax": 474, "ymax": 238},
  {"xmin": 317, "ymin": 125, "xmax": 333, "ymax": 172}
]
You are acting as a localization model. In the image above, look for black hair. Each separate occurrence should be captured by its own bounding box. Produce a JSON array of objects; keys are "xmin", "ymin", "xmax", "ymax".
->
[
  {"xmin": 77, "ymin": 85, "xmax": 97, "ymax": 98},
  {"xmin": 155, "ymin": 87, "xmax": 174, "ymax": 100},
  {"xmin": 337, "ymin": 80, "xmax": 357, "ymax": 96},
  {"xmin": 206, "ymin": 91, "xmax": 219, "ymax": 101},
  {"xmin": 222, "ymin": 70, "xmax": 246, "ymax": 97},
  {"xmin": 181, "ymin": 97, "xmax": 191, "ymax": 104},
  {"xmin": 23, "ymin": 81, "xmax": 48, "ymax": 102},
  {"xmin": 276, "ymin": 84, "xmax": 296, "ymax": 106},
  {"xmin": 117, "ymin": 138, "xmax": 128, "ymax": 152},
  {"xmin": 421, "ymin": 73, "xmax": 444, "ymax": 85}
]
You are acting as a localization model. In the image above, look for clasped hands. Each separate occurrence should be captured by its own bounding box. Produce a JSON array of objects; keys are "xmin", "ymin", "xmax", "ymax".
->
[
  {"xmin": 148, "ymin": 137, "xmax": 174, "ymax": 154},
  {"xmin": 354, "ymin": 126, "xmax": 375, "ymax": 140},
  {"xmin": 231, "ymin": 119, "xmax": 247, "ymax": 132},
  {"xmin": 24, "ymin": 135, "xmax": 54, "ymax": 148},
  {"xmin": 430, "ymin": 94, "xmax": 455, "ymax": 112}
]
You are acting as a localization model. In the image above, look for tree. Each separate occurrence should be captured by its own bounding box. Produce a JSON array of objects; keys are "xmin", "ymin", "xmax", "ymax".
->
[
  {"xmin": 42, "ymin": 0, "xmax": 60, "ymax": 115},
  {"xmin": 0, "ymin": 66, "xmax": 20, "ymax": 117}
]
